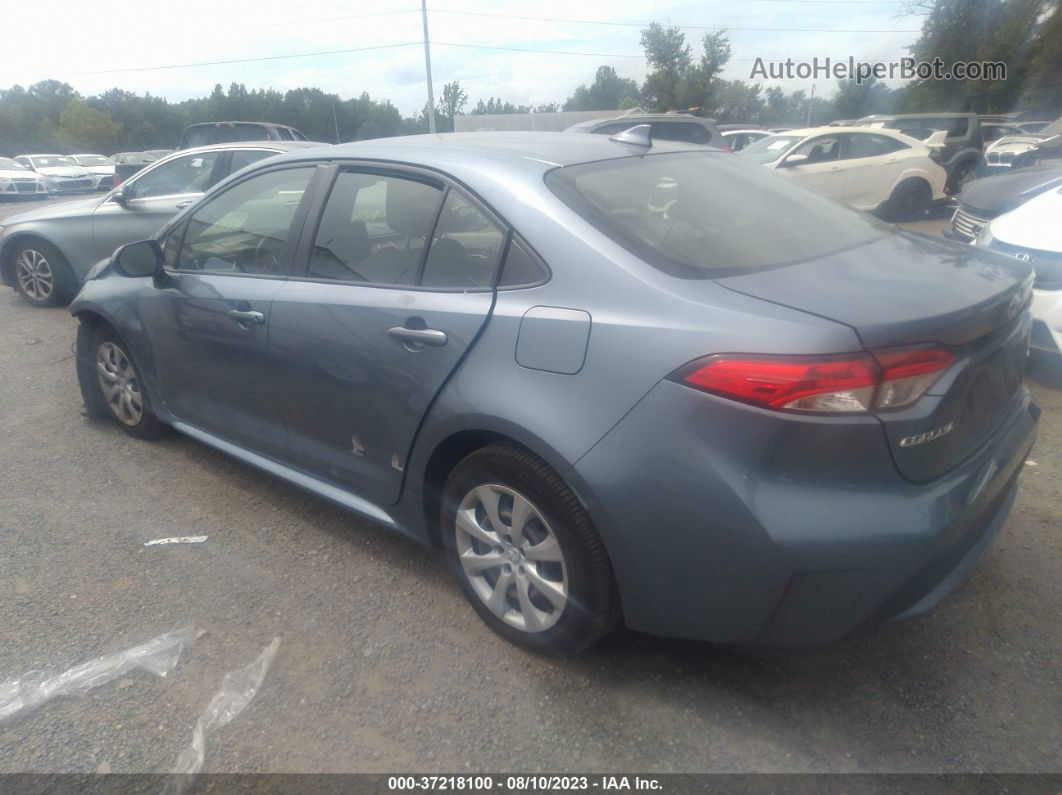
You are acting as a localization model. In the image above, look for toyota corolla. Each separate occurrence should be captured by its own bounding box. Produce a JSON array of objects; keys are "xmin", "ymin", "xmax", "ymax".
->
[{"xmin": 69, "ymin": 130, "xmax": 1038, "ymax": 654}]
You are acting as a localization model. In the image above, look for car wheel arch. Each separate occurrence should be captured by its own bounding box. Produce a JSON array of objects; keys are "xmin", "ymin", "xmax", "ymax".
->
[
  {"xmin": 416, "ymin": 424, "xmax": 580, "ymax": 548},
  {"xmin": 1, "ymin": 232, "xmax": 69, "ymax": 286}
]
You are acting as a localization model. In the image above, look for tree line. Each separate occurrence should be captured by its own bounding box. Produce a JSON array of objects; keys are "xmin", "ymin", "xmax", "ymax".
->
[{"xmin": 1, "ymin": 0, "xmax": 1058, "ymax": 157}]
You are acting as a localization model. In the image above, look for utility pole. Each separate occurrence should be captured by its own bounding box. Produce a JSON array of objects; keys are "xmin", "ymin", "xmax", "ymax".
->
[
  {"xmin": 806, "ymin": 83, "xmax": 815, "ymax": 127},
  {"xmin": 332, "ymin": 103, "xmax": 340, "ymax": 143},
  {"xmin": 421, "ymin": 0, "xmax": 437, "ymax": 134}
]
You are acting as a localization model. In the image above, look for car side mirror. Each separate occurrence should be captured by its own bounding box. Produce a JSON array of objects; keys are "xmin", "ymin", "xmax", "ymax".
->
[
  {"xmin": 112, "ymin": 181, "xmax": 135, "ymax": 205},
  {"xmin": 111, "ymin": 240, "xmax": 162, "ymax": 278},
  {"xmin": 780, "ymin": 153, "xmax": 808, "ymax": 167}
]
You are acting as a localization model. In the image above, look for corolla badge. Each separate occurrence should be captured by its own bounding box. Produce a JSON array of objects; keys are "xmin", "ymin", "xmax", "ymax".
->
[{"xmin": 900, "ymin": 422, "xmax": 955, "ymax": 448}]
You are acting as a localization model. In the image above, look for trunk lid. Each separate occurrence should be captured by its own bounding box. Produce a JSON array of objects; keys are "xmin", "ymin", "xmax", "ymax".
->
[{"xmin": 717, "ymin": 231, "xmax": 1033, "ymax": 481}]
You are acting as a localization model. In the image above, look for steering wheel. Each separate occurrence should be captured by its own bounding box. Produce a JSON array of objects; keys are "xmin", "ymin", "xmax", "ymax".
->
[{"xmin": 252, "ymin": 230, "xmax": 286, "ymax": 274}]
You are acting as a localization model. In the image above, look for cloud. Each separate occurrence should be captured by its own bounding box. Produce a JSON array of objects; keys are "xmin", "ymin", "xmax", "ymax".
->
[{"xmin": 1, "ymin": 0, "xmax": 921, "ymax": 113}]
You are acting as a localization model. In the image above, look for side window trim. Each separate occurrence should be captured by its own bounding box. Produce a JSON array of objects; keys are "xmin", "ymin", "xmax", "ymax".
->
[
  {"xmin": 290, "ymin": 161, "xmax": 516, "ymax": 293},
  {"xmin": 165, "ymin": 162, "xmax": 324, "ymax": 280},
  {"xmin": 496, "ymin": 232, "xmax": 552, "ymax": 290},
  {"xmin": 414, "ymin": 185, "xmax": 452, "ymax": 285}
]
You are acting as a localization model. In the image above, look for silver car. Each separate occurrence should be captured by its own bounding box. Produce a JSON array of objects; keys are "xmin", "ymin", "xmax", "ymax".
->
[{"xmin": 0, "ymin": 141, "xmax": 324, "ymax": 306}]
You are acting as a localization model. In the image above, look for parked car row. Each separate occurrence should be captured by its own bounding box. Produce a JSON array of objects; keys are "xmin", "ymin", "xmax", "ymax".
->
[
  {"xmin": 0, "ymin": 141, "xmax": 318, "ymax": 303},
  {"xmin": 0, "ymin": 125, "xmax": 1045, "ymax": 654}
]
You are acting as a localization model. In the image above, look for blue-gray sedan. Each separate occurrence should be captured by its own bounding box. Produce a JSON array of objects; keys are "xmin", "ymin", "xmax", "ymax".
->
[{"xmin": 68, "ymin": 131, "xmax": 1038, "ymax": 654}]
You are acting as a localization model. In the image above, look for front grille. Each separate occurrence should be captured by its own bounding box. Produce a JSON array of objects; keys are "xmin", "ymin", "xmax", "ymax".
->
[
  {"xmin": 993, "ymin": 241, "xmax": 1062, "ymax": 289},
  {"xmin": 951, "ymin": 206, "xmax": 990, "ymax": 243},
  {"xmin": 1000, "ymin": 152, "xmax": 1016, "ymax": 164},
  {"xmin": 13, "ymin": 181, "xmax": 38, "ymax": 193},
  {"xmin": 1031, "ymin": 320, "xmax": 1059, "ymax": 353},
  {"xmin": 56, "ymin": 179, "xmax": 92, "ymax": 190}
]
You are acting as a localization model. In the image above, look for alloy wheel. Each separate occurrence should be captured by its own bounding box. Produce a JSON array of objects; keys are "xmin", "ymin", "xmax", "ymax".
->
[
  {"xmin": 15, "ymin": 249, "xmax": 54, "ymax": 301},
  {"xmin": 454, "ymin": 484, "xmax": 568, "ymax": 633},
  {"xmin": 95, "ymin": 341, "xmax": 144, "ymax": 426}
]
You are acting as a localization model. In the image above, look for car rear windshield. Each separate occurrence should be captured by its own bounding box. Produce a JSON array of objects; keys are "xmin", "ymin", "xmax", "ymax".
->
[{"xmin": 545, "ymin": 151, "xmax": 887, "ymax": 278}]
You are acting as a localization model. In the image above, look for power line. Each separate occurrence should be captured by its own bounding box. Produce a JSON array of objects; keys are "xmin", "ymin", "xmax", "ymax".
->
[
  {"xmin": 428, "ymin": 7, "xmax": 919, "ymax": 32},
  {"xmin": 432, "ymin": 41, "xmax": 644, "ymax": 58},
  {"xmin": 177, "ymin": 9, "xmax": 418, "ymax": 36},
  {"xmin": 29, "ymin": 43, "xmax": 423, "ymax": 78}
]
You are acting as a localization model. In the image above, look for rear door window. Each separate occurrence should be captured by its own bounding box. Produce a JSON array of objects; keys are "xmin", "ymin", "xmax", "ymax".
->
[
  {"xmin": 844, "ymin": 133, "xmax": 907, "ymax": 159},
  {"xmin": 420, "ymin": 191, "xmax": 506, "ymax": 289},
  {"xmin": 308, "ymin": 171, "xmax": 443, "ymax": 286}
]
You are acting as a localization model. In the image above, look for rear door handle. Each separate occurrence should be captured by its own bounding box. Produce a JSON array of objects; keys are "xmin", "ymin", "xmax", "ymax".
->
[
  {"xmin": 388, "ymin": 326, "xmax": 447, "ymax": 347},
  {"xmin": 227, "ymin": 309, "xmax": 265, "ymax": 325}
]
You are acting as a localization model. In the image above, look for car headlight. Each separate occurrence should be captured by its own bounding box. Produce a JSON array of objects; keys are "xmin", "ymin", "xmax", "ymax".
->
[{"xmin": 976, "ymin": 223, "xmax": 995, "ymax": 248}]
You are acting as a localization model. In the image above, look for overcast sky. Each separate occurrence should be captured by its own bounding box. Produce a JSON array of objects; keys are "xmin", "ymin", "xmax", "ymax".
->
[{"xmin": 2, "ymin": 0, "xmax": 923, "ymax": 114}]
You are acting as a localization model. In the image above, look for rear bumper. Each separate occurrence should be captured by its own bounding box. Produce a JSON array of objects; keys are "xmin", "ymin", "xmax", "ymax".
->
[{"xmin": 571, "ymin": 379, "xmax": 1039, "ymax": 644}]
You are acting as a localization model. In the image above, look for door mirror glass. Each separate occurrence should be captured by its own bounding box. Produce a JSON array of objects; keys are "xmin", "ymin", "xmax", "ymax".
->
[
  {"xmin": 113, "ymin": 181, "xmax": 135, "ymax": 203},
  {"xmin": 112, "ymin": 240, "xmax": 163, "ymax": 278}
]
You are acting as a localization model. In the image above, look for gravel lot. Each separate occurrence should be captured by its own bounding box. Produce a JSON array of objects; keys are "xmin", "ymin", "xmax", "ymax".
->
[{"xmin": 0, "ymin": 195, "xmax": 1059, "ymax": 775}]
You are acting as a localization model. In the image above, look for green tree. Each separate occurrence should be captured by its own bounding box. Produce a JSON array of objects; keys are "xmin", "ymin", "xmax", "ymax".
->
[
  {"xmin": 57, "ymin": 100, "xmax": 120, "ymax": 151},
  {"xmin": 563, "ymin": 66, "xmax": 640, "ymax": 111},
  {"xmin": 693, "ymin": 31, "xmax": 732, "ymax": 114},
  {"xmin": 1020, "ymin": 2, "xmax": 1062, "ymax": 113},
  {"xmin": 714, "ymin": 80, "xmax": 765, "ymax": 123},
  {"xmin": 833, "ymin": 76, "xmax": 894, "ymax": 119},
  {"xmin": 640, "ymin": 23, "xmax": 692, "ymax": 110}
]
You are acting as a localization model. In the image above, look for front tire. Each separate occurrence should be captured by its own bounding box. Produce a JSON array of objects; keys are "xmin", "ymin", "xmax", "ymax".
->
[
  {"xmin": 441, "ymin": 445, "xmax": 619, "ymax": 655},
  {"xmin": 76, "ymin": 322, "xmax": 166, "ymax": 439},
  {"xmin": 10, "ymin": 240, "xmax": 76, "ymax": 307}
]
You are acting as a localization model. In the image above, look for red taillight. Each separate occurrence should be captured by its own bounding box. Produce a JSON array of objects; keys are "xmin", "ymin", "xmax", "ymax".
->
[
  {"xmin": 718, "ymin": 145, "xmax": 735, "ymax": 153},
  {"xmin": 114, "ymin": 174, "xmax": 123, "ymax": 186},
  {"xmin": 673, "ymin": 346, "xmax": 954, "ymax": 414}
]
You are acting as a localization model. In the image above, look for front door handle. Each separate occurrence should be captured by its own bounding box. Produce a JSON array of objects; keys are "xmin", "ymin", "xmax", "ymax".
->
[
  {"xmin": 388, "ymin": 326, "xmax": 447, "ymax": 347},
  {"xmin": 227, "ymin": 308, "xmax": 265, "ymax": 326},
  {"xmin": 175, "ymin": 200, "xmax": 194, "ymax": 210}
]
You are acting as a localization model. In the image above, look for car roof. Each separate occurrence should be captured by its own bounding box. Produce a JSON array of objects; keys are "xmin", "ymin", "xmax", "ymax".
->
[
  {"xmin": 173, "ymin": 141, "xmax": 325, "ymax": 156},
  {"xmin": 265, "ymin": 131, "xmax": 714, "ymax": 177},
  {"xmin": 857, "ymin": 113, "xmax": 976, "ymax": 120},
  {"xmin": 722, "ymin": 129, "xmax": 767, "ymax": 134},
  {"xmin": 184, "ymin": 121, "xmax": 293, "ymax": 129},
  {"xmin": 762, "ymin": 126, "xmax": 910, "ymax": 137},
  {"xmin": 21, "ymin": 153, "xmax": 65, "ymax": 157}
]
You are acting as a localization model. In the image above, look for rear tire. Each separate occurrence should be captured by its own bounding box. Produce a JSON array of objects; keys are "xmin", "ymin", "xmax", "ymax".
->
[
  {"xmin": 881, "ymin": 179, "xmax": 932, "ymax": 222},
  {"xmin": 946, "ymin": 159, "xmax": 979, "ymax": 194},
  {"xmin": 10, "ymin": 239, "xmax": 76, "ymax": 307},
  {"xmin": 441, "ymin": 445, "xmax": 620, "ymax": 655},
  {"xmin": 76, "ymin": 322, "xmax": 166, "ymax": 440}
]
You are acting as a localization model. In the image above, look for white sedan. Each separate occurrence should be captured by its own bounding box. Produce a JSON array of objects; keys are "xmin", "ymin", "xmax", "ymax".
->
[
  {"xmin": 14, "ymin": 154, "xmax": 95, "ymax": 195},
  {"xmin": 0, "ymin": 157, "xmax": 48, "ymax": 200},
  {"xmin": 69, "ymin": 154, "xmax": 116, "ymax": 191},
  {"xmin": 739, "ymin": 126, "xmax": 948, "ymax": 220},
  {"xmin": 974, "ymin": 186, "xmax": 1062, "ymax": 374}
]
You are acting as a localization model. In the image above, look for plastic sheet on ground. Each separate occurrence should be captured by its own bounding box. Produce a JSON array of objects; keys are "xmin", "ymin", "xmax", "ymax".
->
[
  {"xmin": 166, "ymin": 637, "xmax": 281, "ymax": 791},
  {"xmin": 0, "ymin": 627, "xmax": 194, "ymax": 725},
  {"xmin": 144, "ymin": 536, "xmax": 209, "ymax": 546}
]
